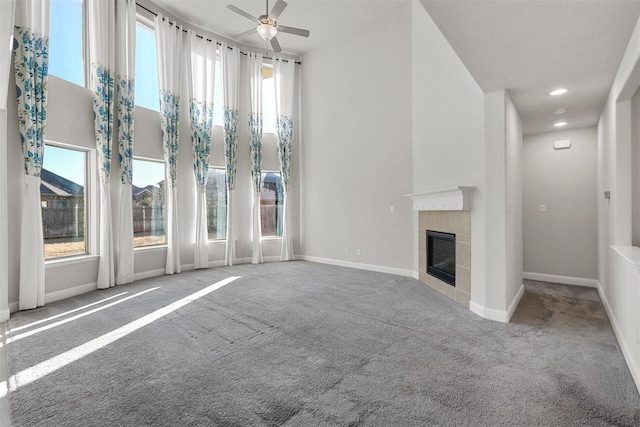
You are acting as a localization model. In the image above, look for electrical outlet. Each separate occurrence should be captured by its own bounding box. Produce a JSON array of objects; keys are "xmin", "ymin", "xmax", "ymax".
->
[
  {"xmin": 356, "ymin": 249, "xmax": 362, "ymax": 256},
  {"xmin": 390, "ymin": 205, "xmax": 395, "ymax": 213},
  {"xmin": 539, "ymin": 204, "xmax": 547, "ymax": 213}
]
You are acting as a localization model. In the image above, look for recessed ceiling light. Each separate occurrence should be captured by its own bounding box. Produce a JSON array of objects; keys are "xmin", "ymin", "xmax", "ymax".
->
[
  {"xmin": 554, "ymin": 121, "xmax": 568, "ymax": 127},
  {"xmin": 553, "ymin": 107, "xmax": 567, "ymax": 115},
  {"xmin": 550, "ymin": 88, "xmax": 568, "ymax": 96}
]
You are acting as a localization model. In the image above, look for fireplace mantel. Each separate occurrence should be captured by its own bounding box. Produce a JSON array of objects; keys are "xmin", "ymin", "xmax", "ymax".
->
[{"xmin": 405, "ymin": 186, "xmax": 476, "ymax": 211}]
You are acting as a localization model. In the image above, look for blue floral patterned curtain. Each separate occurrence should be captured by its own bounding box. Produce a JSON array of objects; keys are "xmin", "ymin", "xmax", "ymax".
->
[
  {"xmin": 273, "ymin": 57, "xmax": 295, "ymax": 261},
  {"xmin": 13, "ymin": 0, "xmax": 49, "ymax": 310},
  {"xmin": 188, "ymin": 31, "xmax": 216, "ymax": 270},
  {"xmin": 115, "ymin": 0, "xmax": 136, "ymax": 285},
  {"xmin": 87, "ymin": 0, "xmax": 116, "ymax": 289},
  {"xmin": 248, "ymin": 52, "xmax": 263, "ymax": 264},
  {"xmin": 155, "ymin": 13, "xmax": 183, "ymax": 274},
  {"xmin": 221, "ymin": 43, "xmax": 240, "ymax": 266}
]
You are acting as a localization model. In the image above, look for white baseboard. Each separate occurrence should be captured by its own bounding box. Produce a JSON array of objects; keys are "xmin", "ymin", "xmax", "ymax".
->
[
  {"xmin": 469, "ymin": 283, "xmax": 524, "ymax": 323},
  {"xmin": 596, "ymin": 280, "xmax": 640, "ymax": 395},
  {"xmin": 9, "ymin": 281, "xmax": 99, "ymax": 314},
  {"xmin": 297, "ymin": 255, "xmax": 414, "ymax": 278},
  {"xmin": 45, "ymin": 282, "xmax": 98, "ymax": 305},
  {"xmin": 134, "ymin": 268, "xmax": 166, "ymax": 281},
  {"xmin": 0, "ymin": 309, "xmax": 10, "ymax": 323},
  {"xmin": 523, "ymin": 272, "xmax": 598, "ymax": 288}
]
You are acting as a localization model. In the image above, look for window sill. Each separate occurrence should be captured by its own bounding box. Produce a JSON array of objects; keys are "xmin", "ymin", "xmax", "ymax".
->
[
  {"xmin": 45, "ymin": 254, "xmax": 99, "ymax": 267},
  {"xmin": 134, "ymin": 245, "xmax": 168, "ymax": 253},
  {"xmin": 261, "ymin": 236, "xmax": 283, "ymax": 241},
  {"xmin": 207, "ymin": 240, "xmax": 226, "ymax": 245}
]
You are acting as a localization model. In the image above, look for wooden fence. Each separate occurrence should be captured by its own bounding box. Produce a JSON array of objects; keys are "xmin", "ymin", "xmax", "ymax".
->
[
  {"xmin": 42, "ymin": 206, "xmax": 165, "ymax": 240},
  {"xmin": 42, "ymin": 206, "xmax": 85, "ymax": 240}
]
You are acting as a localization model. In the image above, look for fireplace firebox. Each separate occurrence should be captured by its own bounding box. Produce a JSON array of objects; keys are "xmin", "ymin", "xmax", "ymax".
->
[{"xmin": 427, "ymin": 230, "xmax": 456, "ymax": 286}]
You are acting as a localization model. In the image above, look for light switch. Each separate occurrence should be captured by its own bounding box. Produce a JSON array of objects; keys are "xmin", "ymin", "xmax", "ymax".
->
[{"xmin": 539, "ymin": 204, "xmax": 547, "ymax": 213}]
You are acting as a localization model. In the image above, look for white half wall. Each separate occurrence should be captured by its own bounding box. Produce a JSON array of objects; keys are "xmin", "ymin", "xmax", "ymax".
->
[
  {"xmin": 523, "ymin": 127, "xmax": 598, "ymax": 281},
  {"xmin": 300, "ymin": 2, "xmax": 414, "ymax": 271},
  {"xmin": 598, "ymin": 14, "xmax": 640, "ymax": 392}
]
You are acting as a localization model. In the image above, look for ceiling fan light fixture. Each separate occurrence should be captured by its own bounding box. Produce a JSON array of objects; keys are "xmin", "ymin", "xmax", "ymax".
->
[{"xmin": 257, "ymin": 23, "xmax": 277, "ymax": 41}]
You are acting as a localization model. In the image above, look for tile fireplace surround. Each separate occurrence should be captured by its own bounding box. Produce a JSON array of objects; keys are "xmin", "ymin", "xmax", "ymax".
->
[
  {"xmin": 418, "ymin": 211, "xmax": 471, "ymax": 307},
  {"xmin": 407, "ymin": 187, "xmax": 475, "ymax": 308}
]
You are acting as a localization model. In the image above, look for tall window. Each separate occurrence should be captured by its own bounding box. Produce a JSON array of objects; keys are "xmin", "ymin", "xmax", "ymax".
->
[
  {"xmin": 49, "ymin": 0, "xmax": 84, "ymax": 86},
  {"xmin": 261, "ymin": 171, "xmax": 283, "ymax": 237},
  {"xmin": 262, "ymin": 66, "xmax": 277, "ymax": 134},
  {"xmin": 135, "ymin": 19, "xmax": 160, "ymax": 111},
  {"xmin": 132, "ymin": 159, "xmax": 165, "ymax": 247},
  {"xmin": 41, "ymin": 144, "xmax": 87, "ymax": 258},
  {"xmin": 206, "ymin": 167, "xmax": 227, "ymax": 240},
  {"xmin": 213, "ymin": 58, "xmax": 224, "ymax": 126}
]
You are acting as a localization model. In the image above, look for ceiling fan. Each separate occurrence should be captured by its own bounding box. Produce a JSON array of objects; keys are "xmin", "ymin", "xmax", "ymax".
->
[{"xmin": 226, "ymin": 0, "xmax": 310, "ymax": 53}]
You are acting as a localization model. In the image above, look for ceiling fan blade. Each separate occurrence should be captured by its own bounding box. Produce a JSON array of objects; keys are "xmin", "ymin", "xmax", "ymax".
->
[
  {"xmin": 269, "ymin": 0, "xmax": 287, "ymax": 20},
  {"xmin": 234, "ymin": 28, "xmax": 257, "ymax": 40},
  {"xmin": 277, "ymin": 25, "xmax": 310, "ymax": 37},
  {"xmin": 226, "ymin": 5, "xmax": 258, "ymax": 22},
  {"xmin": 270, "ymin": 36, "xmax": 282, "ymax": 53}
]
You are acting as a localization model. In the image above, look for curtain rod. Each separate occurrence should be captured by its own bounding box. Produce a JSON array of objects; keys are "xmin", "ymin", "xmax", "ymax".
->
[{"xmin": 136, "ymin": 2, "xmax": 301, "ymax": 65}]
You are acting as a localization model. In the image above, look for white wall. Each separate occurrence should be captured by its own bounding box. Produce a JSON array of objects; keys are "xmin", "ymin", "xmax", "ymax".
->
[
  {"xmin": 300, "ymin": 2, "xmax": 414, "ymax": 275},
  {"xmin": 483, "ymin": 90, "xmax": 523, "ymax": 318},
  {"xmin": 631, "ymin": 88, "xmax": 640, "ymax": 246},
  {"xmin": 523, "ymin": 127, "xmax": 598, "ymax": 282},
  {"xmin": 505, "ymin": 93, "xmax": 523, "ymax": 307},
  {"xmin": 411, "ymin": 1, "xmax": 487, "ymax": 305},
  {"xmin": 5, "ymin": 48, "xmax": 300, "ymax": 310},
  {"xmin": 597, "ymin": 15, "xmax": 640, "ymax": 391}
]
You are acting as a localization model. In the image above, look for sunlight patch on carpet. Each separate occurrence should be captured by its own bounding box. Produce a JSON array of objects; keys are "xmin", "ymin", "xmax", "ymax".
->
[
  {"xmin": 8, "ymin": 276, "xmax": 240, "ymax": 392},
  {"xmin": 6, "ymin": 288, "xmax": 160, "ymax": 345}
]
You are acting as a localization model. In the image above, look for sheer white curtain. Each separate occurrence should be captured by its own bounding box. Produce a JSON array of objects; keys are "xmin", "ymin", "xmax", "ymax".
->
[
  {"xmin": 248, "ymin": 52, "xmax": 263, "ymax": 264},
  {"xmin": 0, "ymin": 0, "xmax": 16, "ymax": 319},
  {"xmin": 13, "ymin": 0, "xmax": 49, "ymax": 309},
  {"xmin": 273, "ymin": 58, "xmax": 295, "ymax": 261},
  {"xmin": 155, "ymin": 14, "xmax": 183, "ymax": 274},
  {"xmin": 188, "ymin": 31, "xmax": 216, "ymax": 270},
  {"xmin": 221, "ymin": 43, "xmax": 240, "ymax": 266},
  {"xmin": 115, "ymin": 0, "xmax": 136, "ymax": 285},
  {"xmin": 87, "ymin": 0, "xmax": 116, "ymax": 289},
  {"xmin": 0, "ymin": 0, "xmax": 16, "ymax": 108}
]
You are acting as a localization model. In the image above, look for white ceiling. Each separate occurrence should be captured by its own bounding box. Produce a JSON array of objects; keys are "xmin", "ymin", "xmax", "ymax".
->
[
  {"xmin": 148, "ymin": 0, "xmax": 640, "ymax": 136},
  {"xmin": 147, "ymin": 0, "xmax": 405, "ymax": 55},
  {"xmin": 421, "ymin": 0, "xmax": 640, "ymax": 135}
]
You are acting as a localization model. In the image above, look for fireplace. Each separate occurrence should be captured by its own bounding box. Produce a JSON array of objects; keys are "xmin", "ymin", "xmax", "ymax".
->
[{"xmin": 427, "ymin": 230, "xmax": 456, "ymax": 286}]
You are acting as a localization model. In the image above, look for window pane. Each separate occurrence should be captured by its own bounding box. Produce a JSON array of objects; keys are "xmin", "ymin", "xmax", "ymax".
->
[
  {"xmin": 206, "ymin": 168, "xmax": 227, "ymax": 240},
  {"xmin": 41, "ymin": 144, "xmax": 86, "ymax": 258},
  {"xmin": 263, "ymin": 67, "xmax": 276, "ymax": 133},
  {"xmin": 213, "ymin": 59, "xmax": 223, "ymax": 126},
  {"xmin": 49, "ymin": 0, "xmax": 83, "ymax": 86},
  {"xmin": 132, "ymin": 159, "xmax": 165, "ymax": 247},
  {"xmin": 261, "ymin": 172, "xmax": 283, "ymax": 237},
  {"xmin": 135, "ymin": 22, "xmax": 160, "ymax": 111}
]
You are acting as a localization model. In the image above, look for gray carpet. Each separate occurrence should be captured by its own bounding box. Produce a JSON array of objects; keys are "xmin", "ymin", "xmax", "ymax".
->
[{"xmin": 5, "ymin": 261, "xmax": 640, "ymax": 426}]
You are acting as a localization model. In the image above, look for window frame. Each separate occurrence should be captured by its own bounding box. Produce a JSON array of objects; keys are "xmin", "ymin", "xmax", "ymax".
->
[
  {"xmin": 206, "ymin": 166, "xmax": 228, "ymax": 242},
  {"xmin": 48, "ymin": 0, "xmax": 85, "ymax": 87},
  {"xmin": 260, "ymin": 169, "xmax": 283, "ymax": 240},
  {"xmin": 42, "ymin": 140, "xmax": 95, "ymax": 261},
  {"xmin": 132, "ymin": 156, "xmax": 167, "ymax": 250},
  {"xmin": 133, "ymin": 13, "xmax": 161, "ymax": 112},
  {"xmin": 262, "ymin": 63, "xmax": 277, "ymax": 135}
]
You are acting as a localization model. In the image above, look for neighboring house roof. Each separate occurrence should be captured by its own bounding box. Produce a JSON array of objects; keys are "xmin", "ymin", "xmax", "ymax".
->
[
  {"xmin": 40, "ymin": 169, "xmax": 84, "ymax": 196},
  {"xmin": 41, "ymin": 180, "xmax": 71, "ymax": 196},
  {"xmin": 133, "ymin": 184, "xmax": 161, "ymax": 197}
]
